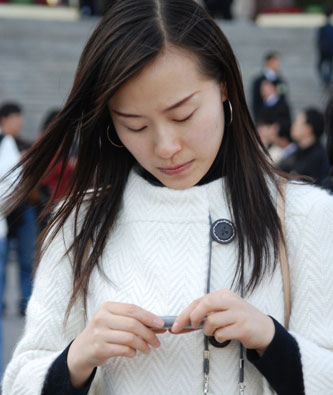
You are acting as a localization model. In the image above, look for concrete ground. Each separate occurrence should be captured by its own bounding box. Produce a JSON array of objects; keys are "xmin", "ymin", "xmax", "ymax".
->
[{"xmin": 1, "ymin": 7, "xmax": 332, "ymax": 376}]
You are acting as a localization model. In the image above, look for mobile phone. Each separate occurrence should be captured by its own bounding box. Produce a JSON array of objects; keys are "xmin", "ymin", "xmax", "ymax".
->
[{"xmin": 153, "ymin": 316, "xmax": 205, "ymax": 330}]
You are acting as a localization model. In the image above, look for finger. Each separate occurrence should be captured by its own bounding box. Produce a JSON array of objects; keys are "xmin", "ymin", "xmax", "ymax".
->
[
  {"xmin": 171, "ymin": 299, "xmax": 202, "ymax": 333},
  {"xmin": 213, "ymin": 324, "xmax": 238, "ymax": 344},
  {"xmin": 103, "ymin": 302, "xmax": 165, "ymax": 329},
  {"xmin": 105, "ymin": 344, "xmax": 137, "ymax": 359},
  {"xmin": 106, "ymin": 330, "xmax": 151, "ymax": 355},
  {"xmin": 202, "ymin": 310, "xmax": 235, "ymax": 337},
  {"xmin": 169, "ymin": 328, "xmax": 196, "ymax": 335},
  {"xmin": 105, "ymin": 314, "xmax": 161, "ymax": 349},
  {"xmin": 190, "ymin": 291, "xmax": 234, "ymax": 328}
]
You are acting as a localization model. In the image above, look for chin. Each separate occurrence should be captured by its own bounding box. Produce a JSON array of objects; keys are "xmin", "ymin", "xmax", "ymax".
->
[{"xmin": 159, "ymin": 175, "xmax": 201, "ymax": 190}]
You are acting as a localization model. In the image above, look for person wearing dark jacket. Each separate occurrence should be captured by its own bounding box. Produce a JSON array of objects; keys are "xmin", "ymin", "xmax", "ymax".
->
[
  {"xmin": 251, "ymin": 52, "xmax": 288, "ymax": 122},
  {"xmin": 321, "ymin": 96, "xmax": 333, "ymax": 192},
  {"xmin": 257, "ymin": 102, "xmax": 295, "ymax": 166},
  {"xmin": 257, "ymin": 78, "xmax": 291, "ymax": 134},
  {"xmin": 0, "ymin": 103, "xmax": 37, "ymax": 316},
  {"xmin": 316, "ymin": 10, "xmax": 333, "ymax": 86},
  {"xmin": 280, "ymin": 108, "xmax": 329, "ymax": 184},
  {"xmin": 204, "ymin": 0, "xmax": 233, "ymax": 19}
]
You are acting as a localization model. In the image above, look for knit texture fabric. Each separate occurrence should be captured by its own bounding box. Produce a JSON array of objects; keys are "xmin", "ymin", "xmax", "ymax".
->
[{"xmin": 3, "ymin": 171, "xmax": 333, "ymax": 394}]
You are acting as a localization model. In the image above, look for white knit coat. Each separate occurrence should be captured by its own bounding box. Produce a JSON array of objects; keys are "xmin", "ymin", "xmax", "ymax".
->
[{"xmin": 3, "ymin": 171, "xmax": 333, "ymax": 395}]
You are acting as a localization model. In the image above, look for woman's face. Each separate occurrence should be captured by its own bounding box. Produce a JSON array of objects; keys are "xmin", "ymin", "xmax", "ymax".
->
[{"xmin": 109, "ymin": 46, "xmax": 226, "ymax": 190}]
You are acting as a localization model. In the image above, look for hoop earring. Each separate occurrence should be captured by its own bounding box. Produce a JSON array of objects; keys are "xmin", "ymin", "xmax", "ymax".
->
[
  {"xmin": 227, "ymin": 99, "xmax": 233, "ymax": 127},
  {"xmin": 106, "ymin": 125, "xmax": 123, "ymax": 148}
]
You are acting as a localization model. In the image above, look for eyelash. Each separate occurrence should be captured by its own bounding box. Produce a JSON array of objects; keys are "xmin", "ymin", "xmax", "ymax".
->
[
  {"xmin": 127, "ymin": 110, "xmax": 196, "ymax": 132},
  {"xmin": 128, "ymin": 126, "xmax": 147, "ymax": 132},
  {"xmin": 174, "ymin": 112, "xmax": 194, "ymax": 123}
]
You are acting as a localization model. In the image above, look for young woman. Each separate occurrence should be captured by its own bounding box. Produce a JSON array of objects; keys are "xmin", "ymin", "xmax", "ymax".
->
[{"xmin": 3, "ymin": 1, "xmax": 333, "ymax": 394}]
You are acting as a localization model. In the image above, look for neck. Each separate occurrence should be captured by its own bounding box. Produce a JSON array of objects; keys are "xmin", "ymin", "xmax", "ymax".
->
[
  {"xmin": 278, "ymin": 139, "xmax": 290, "ymax": 149},
  {"xmin": 1, "ymin": 128, "xmax": 14, "ymax": 137}
]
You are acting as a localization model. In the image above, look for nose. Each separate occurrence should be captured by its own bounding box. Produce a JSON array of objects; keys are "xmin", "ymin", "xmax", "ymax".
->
[{"xmin": 154, "ymin": 127, "xmax": 182, "ymax": 159}]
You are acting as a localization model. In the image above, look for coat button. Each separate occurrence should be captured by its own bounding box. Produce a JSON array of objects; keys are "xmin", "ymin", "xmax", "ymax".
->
[{"xmin": 211, "ymin": 219, "xmax": 235, "ymax": 244}]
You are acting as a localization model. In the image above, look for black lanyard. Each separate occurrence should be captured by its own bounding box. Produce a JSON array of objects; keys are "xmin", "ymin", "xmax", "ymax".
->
[{"xmin": 203, "ymin": 215, "xmax": 246, "ymax": 394}]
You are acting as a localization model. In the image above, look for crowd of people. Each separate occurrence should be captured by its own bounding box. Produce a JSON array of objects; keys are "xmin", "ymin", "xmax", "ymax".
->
[
  {"xmin": 0, "ymin": 0, "xmax": 333, "ymax": 393},
  {"xmin": 252, "ymin": 50, "xmax": 333, "ymax": 191}
]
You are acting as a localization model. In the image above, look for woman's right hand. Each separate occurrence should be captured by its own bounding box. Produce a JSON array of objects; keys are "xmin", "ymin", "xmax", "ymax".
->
[{"xmin": 67, "ymin": 302, "xmax": 165, "ymax": 388}]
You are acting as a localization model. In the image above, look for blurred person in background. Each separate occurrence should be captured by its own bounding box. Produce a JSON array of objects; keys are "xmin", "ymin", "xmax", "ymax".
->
[
  {"xmin": 257, "ymin": 105, "xmax": 295, "ymax": 165},
  {"xmin": 256, "ymin": 78, "xmax": 291, "ymax": 163},
  {"xmin": 79, "ymin": 0, "xmax": 117, "ymax": 16},
  {"xmin": 0, "ymin": 106, "xmax": 20, "ymax": 381},
  {"xmin": 0, "ymin": 103, "xmax": 37, "ymax": 317},
  {"xmin": 322, "ymin": 95, "xmax": 333, "ymax": 192},
  {"xmin": 251, "ymin": 52, "xmax": 288, "ymax": 122},
  {"xmin": 203, "ymin": 0, "xmax": 233, "ymax": 20},
  {"xmin": 316, "ymin": 9, "xmax": 333, "ymax": 87},
  {"xmin": 37, "ymin": 109, "xmax": 75, "ymax": 231},
  {"xmin": 280, "ymin": 108, "xmax": 329, "ymax": 184},
  {"xmin": 257, "ymin": 78, "xmax": 291, "ymax": 130}
]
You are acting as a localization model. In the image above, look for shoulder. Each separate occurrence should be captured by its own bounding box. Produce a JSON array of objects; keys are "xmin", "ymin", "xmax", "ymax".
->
[
  {"xmin": 0, "ymin": 135, "xmax": 19, "ymax": 156},
  {"xmin": 285, "ymin": 181, "xmax": 333, "ymax": 221},
  {"xmin": 43, "ymin": 199, "xmax": 90, "ymax": 255},
  {"xmin": 253, "ymin": 73, "xmax": 264, "ymax": 85}
]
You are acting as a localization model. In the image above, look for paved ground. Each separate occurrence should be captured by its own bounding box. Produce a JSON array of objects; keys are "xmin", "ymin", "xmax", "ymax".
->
[{"xmin": 1, "ymin": 10, "xmax": 332, "ymax": 375}]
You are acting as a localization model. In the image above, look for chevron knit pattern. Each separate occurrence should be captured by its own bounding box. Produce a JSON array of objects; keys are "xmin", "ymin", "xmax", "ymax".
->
[{"xmin": 3, "ymin": 171, "xmax": 333, "ymax": 395}]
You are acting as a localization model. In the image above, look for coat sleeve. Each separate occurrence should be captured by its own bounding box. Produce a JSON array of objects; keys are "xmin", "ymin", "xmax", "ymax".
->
[
  {"xmin": 2, "ymin": 221, "xmax": 90, "ymax": 395},
  {"xmin": 285, "ymin": 184, "xmax": 333, "ymax": 393}
]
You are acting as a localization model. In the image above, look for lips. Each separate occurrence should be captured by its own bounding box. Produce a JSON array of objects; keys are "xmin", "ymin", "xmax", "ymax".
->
[{"xmin": 158, "ymin": 160, "xmax": 194, "ymax": 175}]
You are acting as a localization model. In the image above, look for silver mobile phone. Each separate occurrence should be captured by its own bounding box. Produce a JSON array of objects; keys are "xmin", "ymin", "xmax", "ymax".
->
[{"xmin": 156, "ymin": 316, "xmax": 205, "ymax": 330}]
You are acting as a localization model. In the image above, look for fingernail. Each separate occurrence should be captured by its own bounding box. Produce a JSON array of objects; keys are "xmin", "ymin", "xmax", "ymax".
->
[
  {"xmin": 154, "ymin": 318, "xmax": 165, "ymax": 328},
  {"xmin": 171, "ymin": 322, "xmax": 180, "ymax": 332},
  {"xmin": 153, "ymin": 338, "xmax": 161, "ymax": 348}
]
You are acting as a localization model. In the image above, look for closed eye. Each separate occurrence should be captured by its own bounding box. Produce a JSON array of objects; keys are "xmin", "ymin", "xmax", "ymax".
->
[
  {"xmin": 127, "ymin": 126, "xmax": 147, "ymax": 132},
  {"xmin": 173, "ymin": 110, "xmax": 197, "ymax": 123}
]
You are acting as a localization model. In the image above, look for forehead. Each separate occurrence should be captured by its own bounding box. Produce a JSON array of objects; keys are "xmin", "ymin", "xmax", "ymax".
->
[
  {"xmin": 109, "ymin": 46, "xmax": 212, "ymax": 112},
  {"xmin": 297, "ymin": 112, "xmax": 306, "ymax": 122},
  {"xmin": 267, "ymin": 55, "xmax": 279, "ymax": 63},
  {"xmin": 3, "ymin": 113, "xmax": 21, "ymax": 120}
]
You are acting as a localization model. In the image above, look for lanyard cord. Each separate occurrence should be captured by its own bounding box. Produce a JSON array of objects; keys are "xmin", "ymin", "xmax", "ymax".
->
[
  {"xmin": 203, "ymin": 215, "xmax": 246, "ymax": 394},
  {"xmin": 203, "ymin": 215, "xmax": 213, "ymax": 394},
  {"xmin": 239, "ymin": 280, "xmax": 246, "ymax": 394}
]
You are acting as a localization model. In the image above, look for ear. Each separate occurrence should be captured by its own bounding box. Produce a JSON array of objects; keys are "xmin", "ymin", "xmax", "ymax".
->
[{"xmin": 220, "ymin": 83, "xmax": 228, "ymax": 102}]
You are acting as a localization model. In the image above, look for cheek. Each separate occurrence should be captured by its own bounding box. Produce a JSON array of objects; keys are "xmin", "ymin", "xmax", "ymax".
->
[
  {"xmin": 191, "ymin": 107, "xmax": 225, "ymax": 149},
  {"xmin": 120, "ymin": 133, "xmax": 150, "ymax": 163},
  {"xmin": 113, "ymin": 121, "xmax": 146, "ymax": 160}
]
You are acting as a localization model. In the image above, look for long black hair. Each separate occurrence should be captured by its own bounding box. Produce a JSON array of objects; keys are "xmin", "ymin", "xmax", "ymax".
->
[{"xmin": 4, "ymin": 0, "xmax": 284, "ymax": 318}]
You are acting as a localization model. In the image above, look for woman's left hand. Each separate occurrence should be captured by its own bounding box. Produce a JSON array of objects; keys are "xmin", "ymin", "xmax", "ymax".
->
[{"xmin": 170, "ymin": 289, "xmax": 275, "ymax": 355}]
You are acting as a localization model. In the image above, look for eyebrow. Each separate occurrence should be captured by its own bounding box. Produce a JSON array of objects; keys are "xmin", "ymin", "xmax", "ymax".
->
[{"xmin": 111, "ymin": 91, "xmax": 199, "ymax": 118}]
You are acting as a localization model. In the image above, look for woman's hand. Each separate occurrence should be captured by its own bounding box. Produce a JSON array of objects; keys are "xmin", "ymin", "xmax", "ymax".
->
[
  {"xmin": 171, "ymin": 289, "xmax": 275, "ymax": 355},
  {"xmin": 67, "ymin": 302, "xmax": 165, "ymax": 388}
]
